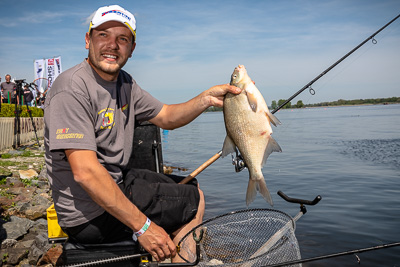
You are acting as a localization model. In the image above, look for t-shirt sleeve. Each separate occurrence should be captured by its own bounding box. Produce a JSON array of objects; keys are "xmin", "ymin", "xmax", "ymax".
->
[
  {"xmin": 47, "ymin": 91, "xmax": 97, "ymax": 152},
  {"xmin": 132, "ymin": 84, "xmax": 164, "ymax": 122}
]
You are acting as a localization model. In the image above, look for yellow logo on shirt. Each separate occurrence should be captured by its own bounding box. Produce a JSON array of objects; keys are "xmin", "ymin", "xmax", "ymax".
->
[
  {"xmin": 55, "ymin": 128, "xmax": 84, "ymax": 139},
  {"xmin": 98, "ymin": 108, "xmax": 115, "ymax": 129}
]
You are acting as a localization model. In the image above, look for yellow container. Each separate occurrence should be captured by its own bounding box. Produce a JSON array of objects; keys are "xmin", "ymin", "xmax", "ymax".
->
[{"xmin": 47, "ymin": 204, "xmax": 68, "ymax": 239}]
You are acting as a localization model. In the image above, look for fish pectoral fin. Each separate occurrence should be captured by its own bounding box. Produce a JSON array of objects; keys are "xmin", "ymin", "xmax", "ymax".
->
[
  {"xmin": 221, "ymin": 135, "xmax": 237, "ymax": 158},
  {"xmin": 265, "ymin": 111, "xmax": 282, "ymax": 127},
  {"xmin": 261, "ymin": 136, "xmax": 282, "ymax": 166},
  {"xmin": 246, "ymin": 90, "xmax": 258, "ymax": 112}
]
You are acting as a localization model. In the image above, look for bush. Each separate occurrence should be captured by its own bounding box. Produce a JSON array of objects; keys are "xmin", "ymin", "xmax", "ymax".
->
[{"xmin": 0, "ymin": 103, "xmax": 43, "ymax": 117}]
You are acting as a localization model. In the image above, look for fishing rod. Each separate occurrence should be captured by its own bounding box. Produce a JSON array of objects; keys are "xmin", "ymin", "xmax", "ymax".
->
[
  {"xmin": 179, "ymin": 13, "xmax": 400, "ymax": 184},
  {"xmin": 264, "ymin": 242, "xmax": 400, "ymax": 267},
  {"xmin": 272, "ymin": 13, "xmax": 400, "ymax": 114}
]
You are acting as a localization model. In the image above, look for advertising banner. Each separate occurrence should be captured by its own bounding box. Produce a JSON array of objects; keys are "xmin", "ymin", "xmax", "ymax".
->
[
  {"xmin": 34, "ymin": 59, "xmax": 45, "ymax": 93},
  {"xmin": 46, "ymin": 58, "xmax": 55, "ymax": 90},
  {"xmin": 54, "ymin": 56, "xmax": 62, "ymax": 80}
]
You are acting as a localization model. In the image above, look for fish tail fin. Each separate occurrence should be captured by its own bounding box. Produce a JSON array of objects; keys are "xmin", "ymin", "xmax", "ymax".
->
[
  {"xmin": 246, "ymin": 176, "xmax": 273, "ymax": 207},
  {"xmin": 246, "ymin": 179, "xmax": 258, "ymax": 206},
  {"xmin": 258, "ymin": 178, "xmax": 274, "ymax": 206}
]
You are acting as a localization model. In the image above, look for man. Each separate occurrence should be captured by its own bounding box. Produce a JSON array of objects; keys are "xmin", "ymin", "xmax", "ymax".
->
[
  {"xmin": 1, "ymin": 74, "xmax": 16, "ymax": 104},
  {"xmin": 44, "ymin": 5, "xmax": 240, "ymax": 263},
  {"xmin": 23, "ymin": 85, "xmax": 34, "ymax": 106},
  {"xmin": 0, "ymin": 76, "xmax": 2, "ymax": 111}
]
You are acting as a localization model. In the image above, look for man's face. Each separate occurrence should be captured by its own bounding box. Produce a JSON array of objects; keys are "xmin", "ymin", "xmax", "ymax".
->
[
  {"xmin": 5, "ymin": 75, "xmax": 11, "ymax": 83},
  {"xmin": 85, "ymin": 21, "xmax": 136, "ymax": 81}
]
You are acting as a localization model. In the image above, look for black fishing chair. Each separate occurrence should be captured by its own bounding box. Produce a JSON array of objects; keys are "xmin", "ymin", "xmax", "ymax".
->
[{"xmin": 60, "ymin": 122, "xmax": 164, "ymax": 266}]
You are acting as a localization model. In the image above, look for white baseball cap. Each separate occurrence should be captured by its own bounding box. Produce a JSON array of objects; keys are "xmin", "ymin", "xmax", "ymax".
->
[{"xmin": 89, "ymin": 5, "xmax": 136, "ymax": 41}]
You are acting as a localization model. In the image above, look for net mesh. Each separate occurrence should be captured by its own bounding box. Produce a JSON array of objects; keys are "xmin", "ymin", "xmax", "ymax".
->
[{"xmin": 178, "ymin": 209, "xmax": 301, "ymax": 267}]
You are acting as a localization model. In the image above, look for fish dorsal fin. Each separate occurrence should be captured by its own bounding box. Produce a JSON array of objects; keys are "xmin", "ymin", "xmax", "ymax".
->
[
  {"xmin": 261, "ymin": 136, "xmax": 282, "ymax": 167},
  {"xmin": 265, "ymin": 111, "xmax": 282, "ymax": 127},
  {"xmin": 221, "ymin": 135, "xmax": 237, "ymax": 158}
]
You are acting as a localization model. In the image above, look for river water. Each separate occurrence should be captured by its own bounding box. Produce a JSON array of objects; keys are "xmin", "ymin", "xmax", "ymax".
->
[{"xmin": 161, "ymin": 104, "xmax": 400, "ymax": 266}]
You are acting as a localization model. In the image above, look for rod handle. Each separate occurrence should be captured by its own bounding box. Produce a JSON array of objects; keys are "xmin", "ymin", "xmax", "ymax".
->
[
  {"xmin": 179, "ymin": 151, "xmax": 222, "ymax": 184},
  {"xmin": 278, "ymin": 190, "xmax": 322, "ymax": 206}
]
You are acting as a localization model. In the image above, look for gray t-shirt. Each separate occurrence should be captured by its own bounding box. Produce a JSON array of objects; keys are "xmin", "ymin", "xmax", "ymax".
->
[
  {"xmin": 44, "ymin": 60, "xmax": 164, "ymax": 227},
  {"xmin": 1, "ymin": 82, "xmax": 16, "ymax": 101}
]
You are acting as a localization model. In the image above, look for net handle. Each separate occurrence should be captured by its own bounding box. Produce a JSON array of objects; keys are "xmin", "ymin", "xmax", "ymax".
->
[{"xmin": 278, "ymin": 190, "xmax": 322, "ymax": 206}]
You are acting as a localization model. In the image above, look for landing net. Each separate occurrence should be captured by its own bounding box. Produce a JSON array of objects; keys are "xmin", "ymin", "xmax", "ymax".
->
[{"xmin": 178, "ymin": 208, "xmax": 301, "ymax": 267}]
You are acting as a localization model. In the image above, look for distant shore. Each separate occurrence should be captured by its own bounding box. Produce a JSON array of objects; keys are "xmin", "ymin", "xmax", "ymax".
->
[{"xmin": 205, "ymin": 96, "xmax": 400, "ymax": 112}]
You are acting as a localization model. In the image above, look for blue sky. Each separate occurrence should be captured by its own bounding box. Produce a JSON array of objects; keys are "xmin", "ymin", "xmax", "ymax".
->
[{"xmin": 1, "ymin": 0, "xmax": 399, "ymax": 105}]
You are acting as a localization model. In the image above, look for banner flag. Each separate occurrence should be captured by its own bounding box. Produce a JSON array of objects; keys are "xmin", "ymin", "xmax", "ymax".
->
[
  {"xmin": 34, "ymin": 59, "xmax": 45, "ymax": 93},
  {"xmin": 46, "ymin": 58, "xmax": 55, "ymax": 90},
  {"xmin": 54, "ymin": 56, "xmax": 62, "ymax": 80}
]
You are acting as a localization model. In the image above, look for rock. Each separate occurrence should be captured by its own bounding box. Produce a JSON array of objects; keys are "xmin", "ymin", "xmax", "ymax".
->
[
  {"xmin": 2, "ymin": 247, "xmax": 29, "ymax": 265},
  {"xmin": 32, "ymin": 194, "xmax": 51, "ymax": 207},
  {"xmin": 29, "ymin": 218, "xmax": 48, "ymax": 234},
  {"xmin": 38, "ymin": 167, "xmax": 48, "ymax": 181},
  {"xmin": 14, "ymin": 202, "xmax": 31, "ymax": 214},
  {"xmin": 25, "ymin": 205, "xmax": 47, "ymax": 220},
  {"xmin": 2, "ymin": 216, "xmax": 34, "ymax": 240},
  {"xmin": 28, "ymin": 244, "xmax": 45, "ymax": 265},
  {"xmin": 1, "ymin": 239, "xmax": 17, "ymax": 249},
  {"xmin": 14, "ymin": 239, "xmax": 35, "ymax": 248},
  {"xmin": 37, "ymin": 244, "xmax": 63, "ymax": 266},
  {"xmin": 35, "ymin": 232, "xmax": 51, "ymax": 252},
  {"xmin": 0, "ymin": 197, "xmax": 13, "ymax": 207},
  {"xmin": 0, "ymin": 141, "xmax": 57, "ymax": 266},
  {"xmin": 18, "ymin": 169, "xmax": 38, "ymax": 179},
  {"xmin": 6, "ymin": 187, "xmax": 34, "ymax": 196},
  {"xmin": 5, "ymin": 177, "xmax": 22, "ymax": 186}
]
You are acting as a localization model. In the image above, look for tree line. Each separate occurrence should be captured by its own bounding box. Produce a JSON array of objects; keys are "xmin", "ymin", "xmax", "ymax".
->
[
  {"xmin": 272, "ymin": 97, "xmax": 400, "ymax": 109},
  {"xmin": 206, "ymin": 97, "xmax": 400, "ymax": 112}
]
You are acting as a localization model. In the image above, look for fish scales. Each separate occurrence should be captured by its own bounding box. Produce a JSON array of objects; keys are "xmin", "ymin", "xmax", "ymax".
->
[{"xmin": 222, "ymin": 65, "xmax": 281, "ymax": 206}]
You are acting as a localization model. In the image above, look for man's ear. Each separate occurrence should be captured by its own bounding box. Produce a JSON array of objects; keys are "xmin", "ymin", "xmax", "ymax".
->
[{"xmin": 85, "ymin": 32, "xmax": 90, "ymax": 49}]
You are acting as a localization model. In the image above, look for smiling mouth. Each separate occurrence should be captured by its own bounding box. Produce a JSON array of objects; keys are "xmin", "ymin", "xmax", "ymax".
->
[{"xmin": 102, "ymin": 54, "xmax": 118, "ymax": 61}]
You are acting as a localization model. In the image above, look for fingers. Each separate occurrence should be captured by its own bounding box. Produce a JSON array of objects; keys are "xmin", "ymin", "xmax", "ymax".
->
[
  {"xmin": 205, "ymin": 84, "xmax": 241, "ymax": 108},
  {"xmin": 227, "ymin": 84, "xmax": 242, "ymax": 94},
  {"xmin": 138, "ymin": 223, "xmax": 177, "ymax": 262},
  {"xmin": 150, "ymin": 242, "xmax": 176, "ymax": 262},
  {"xmin": 214, "ymin": 84, "xmax": 241, "ymax": 95}
]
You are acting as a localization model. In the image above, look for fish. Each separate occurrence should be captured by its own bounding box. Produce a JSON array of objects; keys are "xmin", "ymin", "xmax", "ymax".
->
[{"xmin": 222, "ymin": 65, "xmax": 282, "ymax": 206}]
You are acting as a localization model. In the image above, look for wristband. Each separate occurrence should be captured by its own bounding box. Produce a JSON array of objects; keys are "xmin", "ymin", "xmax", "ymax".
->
[{"xmin": 132, "ymin": 217, "xmax": 151, "ymax": 241}]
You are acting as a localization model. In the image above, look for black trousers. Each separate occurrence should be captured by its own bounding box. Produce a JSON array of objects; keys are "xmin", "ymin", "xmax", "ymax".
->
[{"xmin": 63, "ymin": 169, "xmax": 200, "ymax": 244}]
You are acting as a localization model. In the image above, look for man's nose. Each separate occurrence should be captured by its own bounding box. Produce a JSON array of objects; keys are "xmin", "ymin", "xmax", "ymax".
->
[{"xmin": 106, "ymin": 37, "xmax": 119, "ymax": 50}]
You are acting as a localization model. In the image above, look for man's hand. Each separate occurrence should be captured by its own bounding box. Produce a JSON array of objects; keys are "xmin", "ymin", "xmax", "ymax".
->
[
  {"xmin": 138, "ymin": 223, "xmax": 176, "ymax": 262},
  {"xmin": 202, "ymin": 84, "xmax": 242, "ymax": 108}
]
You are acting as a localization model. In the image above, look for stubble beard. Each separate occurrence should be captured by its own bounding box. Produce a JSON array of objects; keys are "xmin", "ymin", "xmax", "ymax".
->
[{"xmin": 88, "ymin": 49, "xmax": 123, "ymax": 77}]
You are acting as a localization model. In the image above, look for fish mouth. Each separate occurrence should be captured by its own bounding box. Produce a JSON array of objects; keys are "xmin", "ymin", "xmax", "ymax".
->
[{"xmin": 236, "ymin": 65, "xmax": 245, "ymax": 70}]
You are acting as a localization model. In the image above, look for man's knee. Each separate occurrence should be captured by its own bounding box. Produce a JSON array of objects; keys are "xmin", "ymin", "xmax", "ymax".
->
[{"xmin": 197, "ymin": 188, "xmax": 205, "ymax": 214}]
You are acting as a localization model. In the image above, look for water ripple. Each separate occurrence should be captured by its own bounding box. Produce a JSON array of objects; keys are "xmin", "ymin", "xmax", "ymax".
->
[{"xmin": 340, "ymin": 138, "xmax": 400, "ymax": 169}]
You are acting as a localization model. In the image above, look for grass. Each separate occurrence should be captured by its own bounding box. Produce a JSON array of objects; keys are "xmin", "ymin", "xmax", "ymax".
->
[{"xmin": 0, "ymin": 161, "xmax": 14, "ymax": 167}]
